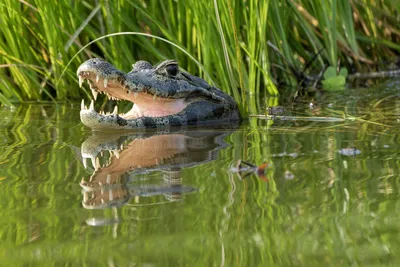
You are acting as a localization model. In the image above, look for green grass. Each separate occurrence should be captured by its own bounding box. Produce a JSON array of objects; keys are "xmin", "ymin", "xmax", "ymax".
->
[{"xmin": 0, "ymin": 0, "xmax": 399, "ymax": 114}]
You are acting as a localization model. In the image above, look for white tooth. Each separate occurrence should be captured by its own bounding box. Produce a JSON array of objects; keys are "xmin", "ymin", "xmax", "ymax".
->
[
  {"xmin": 81, "ymin": 99, "xmax": 85, "ymax": 110},
  {"xmin": 107, "ymin": 93, "xmax": 111, "ymax": 100},
  {"xmin": 96, "ymin": 157, "xmax": 100, "ymax": 169},
  {"xmin": 114, "ymin": 150, "xmax": 120, "ymax": 159},
  {"xmin": 96, "ymin": 75, "xmax": 99, "ymax": 83},
  {"xmin": 89, "ymin": 100, "xmax": 94, "ymax": 110},
  {"xmin": 107, "ymin": 174, "xmax": 111, "ymax": 184},
  {"xmin": 101, "ymin": 199, "xmax": 105, "ymax": 204},
  {"xmin": 109, "ymin": 190, "xmax": 113, "ymax": 201},
  {"xmin": 134, "ymin": 92, "xmax": 138, "ymax": 98},
  {"xmin": 112, "ymin": 106, "xmax": 118, "ymax": 115},
  {"xmin": 91, "ymin": 89, "xmax": 98, "ymax": 100},
  {"xmin": 91, "ymin": 157, "xmax": 96, "ymax": 169},
  {"xmin": 85, "ymin": 105, "xmax": 88, "ymax": 109},
  {"xmin": 79, "ymin": 76, "xmax": 84, "ymax": 88},
  {"xmin": 104, "ymin": 78, "xmax": 108, "ymax": 88},
  {"xmin": 82, "ymin": 158, "xmax": 87, "ymax": 169}
]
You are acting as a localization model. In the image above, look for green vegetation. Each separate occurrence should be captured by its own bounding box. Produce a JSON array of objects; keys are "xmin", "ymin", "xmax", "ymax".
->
[{"xmin": 0, "ymin": 0, "xmax": 399, "ymax": 113}]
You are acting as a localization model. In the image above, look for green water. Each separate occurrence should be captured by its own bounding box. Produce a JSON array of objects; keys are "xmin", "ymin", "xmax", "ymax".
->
[{"xmin": 1, "ymin": 84, "xmax": 400, "ymax": 266}]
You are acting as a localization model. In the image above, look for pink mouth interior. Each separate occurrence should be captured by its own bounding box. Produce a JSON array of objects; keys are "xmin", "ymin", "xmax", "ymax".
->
[{"xmin": 83, "ymin": 73, "xmax": 187, "ymax": 119}]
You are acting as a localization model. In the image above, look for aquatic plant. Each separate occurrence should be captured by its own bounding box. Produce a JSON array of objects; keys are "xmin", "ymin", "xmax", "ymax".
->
[{"xmin": 0, "ymin": 0, "xmax": 399, "ymax": 113}]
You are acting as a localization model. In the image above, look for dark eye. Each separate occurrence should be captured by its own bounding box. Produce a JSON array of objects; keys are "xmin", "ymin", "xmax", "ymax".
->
[{"xmin": 166, "ymin": 64, "xmax": 178, "ymax": 76}]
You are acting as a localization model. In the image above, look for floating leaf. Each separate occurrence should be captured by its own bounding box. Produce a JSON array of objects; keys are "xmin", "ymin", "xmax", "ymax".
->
[
  {"xmin": 322, "ymin": 66, "xmax": 347, "ymax": 91},
  {"xmin": 322, "ymin": 76, "xmax": 346, "ymax": 91},
  {"xmin": 323, "ymin": 66, "xmax": 337, "ymax": 79}
]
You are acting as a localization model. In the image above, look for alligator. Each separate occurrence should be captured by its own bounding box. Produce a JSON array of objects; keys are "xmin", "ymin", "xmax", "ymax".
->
[{"xmin": 77, "ymin": 58, "xmax": 240, "ymax": 130}]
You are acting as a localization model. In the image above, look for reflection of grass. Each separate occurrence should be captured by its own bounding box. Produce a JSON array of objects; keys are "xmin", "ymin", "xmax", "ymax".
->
[
  {"xmin": 1, "ymin": 105, "xmax": 400, "ymax": 265},
  {"xmin": 1, "ymin": 1, "xmax": 400, "ymax": 114}
]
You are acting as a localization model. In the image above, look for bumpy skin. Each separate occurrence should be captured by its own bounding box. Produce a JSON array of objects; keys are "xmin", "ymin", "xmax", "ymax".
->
[{"xmin": 77, "ymin": 58, "xmax": 240, "ymax": 130}]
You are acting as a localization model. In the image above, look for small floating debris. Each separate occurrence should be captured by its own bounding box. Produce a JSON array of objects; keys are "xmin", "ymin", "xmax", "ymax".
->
[
  {"xmin": 338, "ymin": 148, "xmax": 361, "ymax": 156},
  {"xmin": 266, "ymin": 106, "xmax": 285, "ymax": 116},
  {"xmin": 284, "ymin": 170, "xmax": 295, "ymax": 180},
  {"xmin": 230, "ymin": 160, "xmax": 269, "ymax": 182},
  {"xmin": 272, "ymin": 152, "xmax": 299, "ymax": 158}
]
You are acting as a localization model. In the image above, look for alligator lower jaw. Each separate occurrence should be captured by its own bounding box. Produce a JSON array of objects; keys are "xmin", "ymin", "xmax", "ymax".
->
[{"xmin": 78, "ymin": 72, "xmax": 187, "ymax": 130}]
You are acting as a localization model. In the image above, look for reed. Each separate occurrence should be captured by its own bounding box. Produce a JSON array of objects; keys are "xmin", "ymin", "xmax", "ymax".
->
[{"xmin": 0, "ymin": 0, "xmax": 399, "ymax": 114}]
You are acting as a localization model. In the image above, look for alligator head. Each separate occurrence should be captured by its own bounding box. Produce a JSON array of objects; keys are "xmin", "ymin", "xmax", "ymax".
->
[{"xmin": 77, "ymin": 58, "xmax": 240, "ymax": 130}]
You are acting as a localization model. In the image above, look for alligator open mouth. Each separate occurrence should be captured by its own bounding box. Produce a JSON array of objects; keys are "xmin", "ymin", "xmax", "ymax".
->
[
  {"xmin": 77, "ymin": 58, "xmax": 240, "ymax": 130},
  {"xmin": 78, "ymin": 71, "xmax": 187, "ymax": 121}
]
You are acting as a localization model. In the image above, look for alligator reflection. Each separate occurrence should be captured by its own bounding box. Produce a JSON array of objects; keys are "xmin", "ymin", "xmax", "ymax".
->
[{"xmin": 79, "ymin": 130, "xmax": 231, "ymax": 211}]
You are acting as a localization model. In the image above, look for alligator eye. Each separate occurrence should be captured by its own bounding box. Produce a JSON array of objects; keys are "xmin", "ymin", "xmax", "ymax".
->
[
  {"xmin": 166, "ymin": 64, "xmax": 179, "ymax": 76},
  {"xmin": 155, "ymin": 60, "xmax": 179, "ymax": 76}
]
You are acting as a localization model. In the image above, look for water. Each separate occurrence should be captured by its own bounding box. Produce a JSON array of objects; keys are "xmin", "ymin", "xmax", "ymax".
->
[{"xmin": 1, "ymin": 83, "xmax": 400, "ymax": 266}]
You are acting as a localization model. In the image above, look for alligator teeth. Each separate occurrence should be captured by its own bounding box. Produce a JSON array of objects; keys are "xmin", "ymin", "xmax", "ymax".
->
[
  {"xmin": 112, "ymin": 106, "xmax": 118, "ymax": 115},
  {"xmin": 89, "ymin": 100, "xmax": 95, "ymax": 111},
  {"xmin": 91, "ymin": 157, "xmax": 96, "ymax": 170},
  {"xmin": 82, "ymin": 158, "xmax": 87, "ymax": 169},
  {"xmin": 96, "ymin": 75, "xmax": 100, "ymax": 83},
  {"xmin": 91, "ymin": 89, "xmax": 98, "ymax": 100},
  {"xmin": 114, "ymin": 150, "xmax": 120, "ymax": 159},
  {"xmin": 81, "ymin": 99, "xmax": 85, "ymax": 110},
  {"xmin": 107, "ymin": 174, "xmax": 111, "ymax": 184},
  {"xmin": 106, "ymin": 93, "xmax": 111, "ymax": 100},
  {"xmin": 96, "ymin": 157, "xmax": 100, "ymax": 169},
  {"xmin": 79, "ymin": 76, "xmax": 84, "ymax": 88},
  {"xmin": 104, "ymin": 78, "xmax": 108, "ymax": 88}
]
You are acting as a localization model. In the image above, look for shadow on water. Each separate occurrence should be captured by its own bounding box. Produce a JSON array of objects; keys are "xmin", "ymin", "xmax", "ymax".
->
[{"xmin": 2, "ymin": 82, "xmax": 400, "ymax": 265}]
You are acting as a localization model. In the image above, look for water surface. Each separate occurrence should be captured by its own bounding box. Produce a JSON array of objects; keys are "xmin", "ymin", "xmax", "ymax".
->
[{"xmin": 1, "ymin": 83, "xmax": 400, "ymax": 266}]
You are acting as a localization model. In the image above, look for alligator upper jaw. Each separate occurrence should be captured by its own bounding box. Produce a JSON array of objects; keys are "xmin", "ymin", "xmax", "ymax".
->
[{"xmin": 77, "ymin": 70, "xmax": 187, "ymax": 124}]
